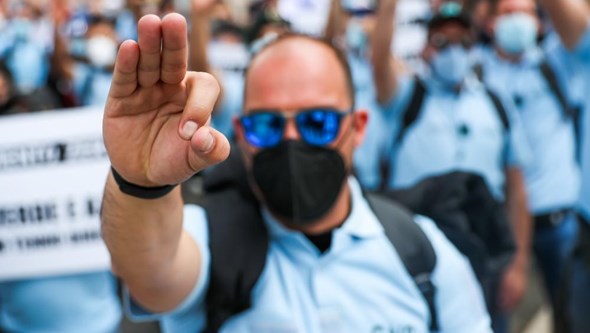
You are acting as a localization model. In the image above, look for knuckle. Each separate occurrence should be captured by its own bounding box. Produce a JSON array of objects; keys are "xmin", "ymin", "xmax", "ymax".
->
[{"xmin": 195, "ymin": 72, "xmax": 221, "ymax": 95}]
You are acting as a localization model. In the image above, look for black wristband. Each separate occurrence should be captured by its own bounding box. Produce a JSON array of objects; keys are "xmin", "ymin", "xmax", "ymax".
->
[{"xmin": 111, "ymin": 167, "xmax": 176, "ymax": 199}]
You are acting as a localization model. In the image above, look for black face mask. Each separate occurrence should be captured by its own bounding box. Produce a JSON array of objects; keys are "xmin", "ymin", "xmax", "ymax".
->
[{"xmin": 252, "ymin": 140, "xmax": 348, "ymax": 226}]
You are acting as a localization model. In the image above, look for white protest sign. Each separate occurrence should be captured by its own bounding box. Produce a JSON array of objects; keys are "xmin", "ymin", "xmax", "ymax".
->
[{"xmin": 0, "ymin": 107, "xmax": 111, "ymax": 281}]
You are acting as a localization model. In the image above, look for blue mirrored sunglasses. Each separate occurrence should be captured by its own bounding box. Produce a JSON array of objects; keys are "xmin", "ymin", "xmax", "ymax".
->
[{"xmin": 239, "ymin": 108, "xmax": 353, "ymax": 148}]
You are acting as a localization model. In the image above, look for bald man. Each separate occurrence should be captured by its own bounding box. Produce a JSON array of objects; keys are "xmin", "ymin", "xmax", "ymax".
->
[{"xmin": 101, "ymin": 13, "xmax": 491, "ymax": 333}]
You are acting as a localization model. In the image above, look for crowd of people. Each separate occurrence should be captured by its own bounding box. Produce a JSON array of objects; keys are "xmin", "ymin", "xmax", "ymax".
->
[{"xmin": 1, "ymin": 0, "xmax": 590, "ymax": 332}]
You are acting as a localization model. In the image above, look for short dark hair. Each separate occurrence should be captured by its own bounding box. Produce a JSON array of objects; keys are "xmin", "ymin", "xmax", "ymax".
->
[{"xmin": 244, "ymin": 33, "xmax": 356, "ymax": 109}]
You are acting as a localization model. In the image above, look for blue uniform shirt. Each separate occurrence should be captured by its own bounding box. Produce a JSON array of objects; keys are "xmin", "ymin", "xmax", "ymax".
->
[
  {"xmin": 211, "ymin": 70, "xmax": 245, "ymax": 139},
  {"xmin": 73, "ymin": 63, "xmax": 113, "ymax": 107},
  {"xmin": 380, "ymin": 75, "xmax": 530, "ymax": 200},
  {"xmin": 476, "ymin": 26, "xmax": 590, "ymax": 214},
  {"xmin": 126, "ymin": 177, "xmax": 492, "ymax": 333},
  {"xmin": 348, "ymin": 52, "xmax": 388, "ymax": 190},
  {"xmin": 580, "ymin": 99, "xmax": 590, "ymax": 221},
  {"xmin": 576, "ymin": 47, "xmax": 590, "ymax": 222},
  {"xmin": 0, "ymin": 272, "xmax": 121, "ymax": 333}
]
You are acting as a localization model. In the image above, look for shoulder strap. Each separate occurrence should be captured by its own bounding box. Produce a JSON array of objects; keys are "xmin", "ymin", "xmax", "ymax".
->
[
  {"xmin": 366, "ymin": 193, "xmax": 439, "ymax": 332},
  {"xmin": 539, "ymin": 60, "xmax": 583, "ymax": 160},
  {"xmin": 202, "ymin": 188, "xmax": 269, "ymax": 333},
  {"xmin": 396, "ymin": 78, "xmax": 428, "ymax": 145},
  {"xmin": 539, "ymin": 60, "xmax": 573, "ymax": 118},
  {"xmin": 379, "ymin": 78, "xmax": 427, "ymax": 190},
  {"xmin": 485, "ymin": 89, "xmax": 511, "ymax": 131}
]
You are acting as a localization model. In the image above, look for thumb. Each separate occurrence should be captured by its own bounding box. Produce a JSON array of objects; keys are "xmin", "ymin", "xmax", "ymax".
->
[{"xmin": 186, "ymin": 126, "xmax": 231, "ymax": 172}]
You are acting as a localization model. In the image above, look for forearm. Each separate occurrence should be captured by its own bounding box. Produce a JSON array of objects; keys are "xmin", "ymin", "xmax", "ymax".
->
[
  {"xmin": 189, "ymin": 10, "xmax": 211, "ymax": 72},
  {"xmin": 372, "ymin": 0, "xmax": 398, "ymax": 105},
  {"xmin": 539, "ymin": 0, "xmax": 590, "ymax": 50},
  {"xmin": 101, "ymin": 173, "xmax": 201, "ymax": 312},
  {"xmin": 505, "ymin": 168, "xmax": 531, "ymax": 267},
  {"xmin": 324, "ymin": 0, "xmax": 345, "ymax": 42}
]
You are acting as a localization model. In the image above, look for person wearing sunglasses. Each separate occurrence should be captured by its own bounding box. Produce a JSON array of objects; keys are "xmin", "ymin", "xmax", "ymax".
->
[
  {"xmin": 100, "ymin": 13, "xmax": 492, "ymax": 332},
  {"xmin": 370, "ymin": 1, "xmax": 532, "ymax": 331}
]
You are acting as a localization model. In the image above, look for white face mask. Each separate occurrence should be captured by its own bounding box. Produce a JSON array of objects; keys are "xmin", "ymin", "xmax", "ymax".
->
[
  {"xmin": 86, "ymin": 36, "xmax": 118, "ymax": 68},
  {"xmin": 207, "ymin": 41, "xmax": 250, "ymax": 72}
]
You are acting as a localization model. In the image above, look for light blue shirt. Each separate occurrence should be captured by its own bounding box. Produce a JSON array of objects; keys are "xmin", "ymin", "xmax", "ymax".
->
[
  {"xmin": 73, "ymin": 64, "xmax": 113, "ymax": 107},
  {"xmin": 476, "ymin": 26, "xmax": 590, "ymax": 214},
  {"xmin": 348, "ymin": 52, "xmax": 388, "ymax": 190},
  {"xmin": 0, "ymin": 272, "xmax": 121, "ymax": 333},
  {"xmin": 380, "ymin": 75, "xmax": 529, "ymax": 200},
  {"xmin": 573, "ymin": 38, "xmax": 590, "ymax": 222},
  {"xmin": 126, "ymin": 177, "xmax": 491, "ymax": 333},
  {"xmin": 581, "ymin": 103, "xmax": 590, "ymax": 221},
  {"xmin": 211, "ymin": 70, "xmax": 245, "ymax": 139},
  {"xmin": 0, "ymin": 21, "xmax": 50, "ymax": 94}
]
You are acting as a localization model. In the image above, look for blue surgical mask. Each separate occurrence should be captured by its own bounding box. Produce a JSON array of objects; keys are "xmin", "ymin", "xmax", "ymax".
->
[
  {"xmin": 346, "ymin": 20, "xmax": 368, "ymax": 52},
  {"xmin": 431, "ymin": 45, "xmax": 470, "ymax": 87},
  {"xmin": 495, "ymin": 13, "xmax": 538, "ymax": 55}
]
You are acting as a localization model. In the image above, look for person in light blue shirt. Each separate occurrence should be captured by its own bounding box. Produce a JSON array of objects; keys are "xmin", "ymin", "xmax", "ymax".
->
[
  {"xmin": 557, "ymin": 24, "xmax": 590, "ymax": 332},
  {"xmin": 474, "ymin": 0, "xmax": 590, "ymax": 322},
  {"xmin": 370, "ymin": 3, "xmax": 531, "ymax": 331},
  {"xmin": 0, "ymin": 272, "xmax": 121, "ymax": 333},
  {"xmin": 128, "ymin": 178, "xmax": 491, "ymax": 333},
  {"xmin": 100, "ymin": 15, "xmax": 492, "ymax": 333}
]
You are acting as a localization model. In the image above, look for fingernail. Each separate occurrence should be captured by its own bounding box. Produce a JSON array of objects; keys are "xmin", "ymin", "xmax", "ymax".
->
[
  {"xmin": 201, "ymin": 132, "xmax": 215, "ymax": 153},
  {"xmin": 181, "ymin": 121, "xmax": 198, "ymax": 140}
]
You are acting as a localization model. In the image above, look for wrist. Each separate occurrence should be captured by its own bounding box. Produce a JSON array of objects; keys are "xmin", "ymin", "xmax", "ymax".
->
[{"xmin": 111, "ymin": 167, "xmax": 177, "ymax": 200}]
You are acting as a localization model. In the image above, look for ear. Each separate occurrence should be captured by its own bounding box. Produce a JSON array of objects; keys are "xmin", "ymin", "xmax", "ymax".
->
[{"xmin": 353, "ymin": 109, "xmax": 369, "ymax": 147}]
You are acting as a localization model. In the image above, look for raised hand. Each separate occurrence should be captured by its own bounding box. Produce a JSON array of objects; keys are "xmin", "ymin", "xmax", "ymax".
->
[{"xmin": 103, "ymin": 13, "xmax": 230, "ymax": 187}]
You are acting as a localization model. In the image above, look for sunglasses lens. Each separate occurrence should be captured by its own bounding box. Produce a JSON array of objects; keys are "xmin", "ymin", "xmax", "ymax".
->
[
  {"xmin": 296, "ymin": 109, "xmax": 343, "ymax": 146},
  {"xmin": 240, "ymin": 113, "xmax": 285, "ymax": 148}
]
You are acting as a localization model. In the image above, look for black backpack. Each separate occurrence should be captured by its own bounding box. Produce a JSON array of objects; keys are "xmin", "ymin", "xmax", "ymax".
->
[
  {"xmin": 379, "ymin": 78, "xmax": 511, "ymax": 191},
  {"xmin": 198, "ymin": 149, "xmax": 439, "ymax": 333}
]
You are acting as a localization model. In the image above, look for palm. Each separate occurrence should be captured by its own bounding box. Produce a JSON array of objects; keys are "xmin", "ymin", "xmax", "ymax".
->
[{"xmin": 103, "ymin": 14, "xmax": 229, "ymax": 187}]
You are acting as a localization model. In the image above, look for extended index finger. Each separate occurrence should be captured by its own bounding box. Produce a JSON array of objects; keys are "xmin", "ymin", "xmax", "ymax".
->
[
  {"xmin": 109, "ymin": 40, "xmax": 140, "ymax": 99},
  {"xmin": 160, "ymin": 13, "xmax": 188, "ymax": 85}
]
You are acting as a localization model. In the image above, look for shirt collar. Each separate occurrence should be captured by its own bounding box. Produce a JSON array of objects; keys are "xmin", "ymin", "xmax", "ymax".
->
[{"xmin": 261, "ymin": 176, "xmax": 384, "ymax": 240}]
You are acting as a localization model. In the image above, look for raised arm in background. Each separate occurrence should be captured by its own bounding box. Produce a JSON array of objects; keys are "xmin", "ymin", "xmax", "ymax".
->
[
  {"xmin": 50, "ymin": 0, "xmax": 75, "ymax": 83},
  {"xmin": 189, "ymin": 0, "xmax": 217, "ymax": 72},
  {"xmin": 101, "ymin": 13, "xmax": 230, "ymax": 313},
  {"xmin": 324, "ymin": 0, "xmax": 346, "ymax": 42},
  {"xmin": 498, "ymin": 167, "xmax": 532, "ymax": 311},
  {"xmin": 371, "ymin": 0, "xmax": 398, "ymax": 105},
  {"xmin": 539, "ymin": 0, "xmax": 590, "ymax": 50}
]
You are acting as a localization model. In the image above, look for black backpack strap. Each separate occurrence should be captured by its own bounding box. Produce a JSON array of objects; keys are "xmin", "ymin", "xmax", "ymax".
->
[
  {"xmin": 539, "ymin": 60, "xmax": 584, "ymax": 162},
  {"xmin": 366, "ymin": 193, "xmax": 439, "ymax": 332},
  {"xmin": 396, "ymin": 78, "xmax": 428, "ymax": 145},
  {"xmin": 379, "ymin": 78, "xmax": 427, "ymax": 190},
  {"xmin": 539, "ymin": 60, "xmax": 574, "ymax": 118},
  {"xmin": 202, "ymin": 188, "xmax": 269, "ymax": 333},
  {"xmin": 485, "ymin": 89, "xmax": 511, "ymax": 131}
]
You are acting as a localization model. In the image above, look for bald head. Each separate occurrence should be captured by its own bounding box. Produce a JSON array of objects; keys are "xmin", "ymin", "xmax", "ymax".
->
[{"xmin": 243, "ymin": 35, "xmax": 355, "ymax": 113}]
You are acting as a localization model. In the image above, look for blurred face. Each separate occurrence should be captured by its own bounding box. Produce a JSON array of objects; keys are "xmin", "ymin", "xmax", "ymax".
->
[
  {"xmin": 85, "ymin": 22, "xmax": 119, "ymax": 68},
  {"xmin": 495, "ymin": 0, "xmax": 537, "ymax": 17},
  {"xmin": 424, "ymin": 22, "xmax": 472, "ymax": 62},
  {"xmin": 424, "ymin": 21, "xmax": 473, "ymax": 87},
  {"xmin": 491, "ymin": 0, "xmax": 540, "ymax": 55}
]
